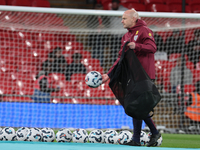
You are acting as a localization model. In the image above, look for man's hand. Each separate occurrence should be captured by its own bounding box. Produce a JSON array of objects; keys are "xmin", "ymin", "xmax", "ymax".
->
[
  {"xmin": 102, "ymin": 74, "xmax": 110, "ymax": 84},
  {"xmin": 127, "ymin": 42, "xmax": 136, "ymax": 49}
]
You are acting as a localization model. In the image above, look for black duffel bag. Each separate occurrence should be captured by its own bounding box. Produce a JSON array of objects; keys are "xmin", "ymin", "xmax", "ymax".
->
[{"xmin": 109, "ymin": 41, "xmax": 161, "ymax": 120}]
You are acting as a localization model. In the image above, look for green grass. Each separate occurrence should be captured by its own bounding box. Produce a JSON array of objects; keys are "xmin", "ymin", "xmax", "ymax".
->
[
  {"xmin": 160, "ymin": 134, "xmax": 200, "ymax": 148},
  {"xmin": 15, "ymin": 128, "xmax": 200, "ymax": 148},
  {"xmin": 54, "ymin": 129, "xmax": 200, "ymax": 148}
]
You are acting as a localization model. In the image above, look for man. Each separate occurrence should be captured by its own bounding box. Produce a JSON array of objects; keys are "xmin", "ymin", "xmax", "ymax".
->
[
  {"xmin": 65, "ymin": 53, "xmax": 87, "ymax": 80},
  {"xmin": 165, "ymin": 29, "xmax": 183, "ymax": 56},
  {"xmin": 102, "ymin": 9, "xmax": 161, "ymax": 146},
  {"xmin": 186, "ymin": 29, "xmax": 200, "ymax": 67},
  {"xmin": 111, "ymin": 0, "xmax": 128, "ymax": 11},
  {"xmin": 31, "ymin": 70, "xmax": 60, "ymax": 103},
  {"xmin": 170, "ymin": 57, "xmax": 193, "ymax": 93},
  {"xmin": 52, "ymin": 47, "xmax": 68, "ymax": 73}
]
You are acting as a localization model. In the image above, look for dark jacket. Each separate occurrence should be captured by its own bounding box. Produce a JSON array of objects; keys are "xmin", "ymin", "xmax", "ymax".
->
[{"xmin": 108, "ymin": 19, "xmax": 157, "ymax": 79}]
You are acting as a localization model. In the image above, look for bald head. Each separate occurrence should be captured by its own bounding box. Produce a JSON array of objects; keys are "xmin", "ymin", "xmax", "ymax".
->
[
  {"xmin": 121, "ymin": 9, "xmax": 139, "ymax": 29},
  {"xmin": 125, "ymin": 9, "xmax": 139, "ymax": 19}
]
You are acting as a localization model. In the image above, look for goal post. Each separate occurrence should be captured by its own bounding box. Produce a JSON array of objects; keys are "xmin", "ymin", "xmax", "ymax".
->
[{"xmin": 0, "ymin": 5, "xmax": 200, "ymax": 133}]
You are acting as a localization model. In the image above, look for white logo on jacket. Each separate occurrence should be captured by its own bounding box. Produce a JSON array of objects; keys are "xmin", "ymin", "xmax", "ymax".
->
[{"xmin": 134, "ymin": 35, "xmax": 138, "ymax": 41}]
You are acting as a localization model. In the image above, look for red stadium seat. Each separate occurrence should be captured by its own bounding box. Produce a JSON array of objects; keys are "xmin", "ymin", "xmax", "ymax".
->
[
  {"xmin": 0, "ymin": 64, "xmax": 17, "ymax": 73},
  {"xmin": 143, "ymin": 0, "xmax": 164, "ymax": 4},
  {"xmin": 146, "ymin": 3, "xmax": 169, "ymax": 12},
  {"xmin": 187, "ymin": 0, "xmax": 200, "ymax": 5},
  {"xmin": 44, "ymin": 16, "xmax": 64, "ymax": 26},
  {"xmin": 0, "ymin": 0, "xmax": 6, "ymax": 5},
  {"xmin": 83, "ymin": 88, "xmax": 106, "ymax": 105},
  {"xmin": 50, "ymin": 73, "xmax": 66, "ymax": 82},
  {"xmin": 122, "ymin": 3, "xmax": 146, "ymax": 11},
  {"xmin": 64, "ymin": 42, "xmax": 84, "ymax": 51},
  {"xmin": 0, "ymin": 72, "xmax": 14, "ymax": 94},
  {"xmin": 70, "ymin": 73, "xmax": 85, "ymax": 82},
  {"xmin": 23, "ymin": 16, "xmax": 44, "ymax": 25},
  {"xmin": 3, "ymin": 96, "xmax": 33, "ymax": 102},
  {"xmin": 100, "ymin": 0, "xmax": 111, "ymax": 4},
  {"xmin": 0, "ymin": 15, "xmax": 21, "ymax": 23},
  {"xmin": 190, "ymin": 5, "xmax": 200, "ymax": 13},
  {"xmin": 18, "ymin": 65, "xmax": 37, "ymax": 74},
  {"xmin": 55, "ymin": 33, "xmax": 76, "ymax": 42},
  {"xmin": 121, "ymin": 0, "xmax": 140, "ymax": 3},
  {"xmin": 79, "ymin": 50, "xmax": 91, "ymax": 59},
  {"xmin": 168, "ymin": 4, "xmax": 191, "ymax": 13},
  {"xmin": 30, "ymin": 0, "xmax": 50, "ymax": 7},
  {"xmin": 165, "ymin": 0, "xmax": 182, "ymax": 4},
  {"xmin": 13, "ymin": 73, "xmax": 35, "ymax": 95},
  {"xmin": 82, "ymin": 58, "xmax": 103, "ymax": 73},
  {"xmin": 102, "ymin": 2, "xmax": 112, "ymax": 10},
  {"xmin": 7, "ymin": 0, "xmax": 32, "ymax": 6},
  {"xmin": 42, "ymin": 41, "xmax": 64, "ymax": 50}
]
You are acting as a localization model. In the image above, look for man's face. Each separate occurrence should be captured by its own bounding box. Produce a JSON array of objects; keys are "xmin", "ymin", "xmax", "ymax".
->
[
  {"xmin": 121, "ymin": 12, "xmax": 135, "ymax": 29},
  {"xmin": 112, "ymin": 2, "xmax": 119, "ymax": 10},
  {"xmin": 55, "ymin": 51, "xmax": 62, "ymax": 57}
]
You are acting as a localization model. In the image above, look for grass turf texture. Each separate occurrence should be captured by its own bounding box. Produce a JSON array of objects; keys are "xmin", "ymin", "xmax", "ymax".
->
[
  {"xmin": 54, "ymin": 130, "xmax": 200, "ymax": 148},
  {"xmin": 13, "ymin": 129, "xmax": 200, "ymax": 148}
]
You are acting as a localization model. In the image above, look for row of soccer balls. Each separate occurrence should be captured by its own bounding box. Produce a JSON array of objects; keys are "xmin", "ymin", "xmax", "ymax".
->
[{"xmin": 0, "ymin": 127, "xmax": 162, "ymax": 146}]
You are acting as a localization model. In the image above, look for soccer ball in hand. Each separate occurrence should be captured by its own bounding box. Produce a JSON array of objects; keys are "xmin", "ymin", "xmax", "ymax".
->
[
  {"xmin": 147, "ymin": 132, "xmax": 163, "ymax": 147},
  {"xmin": 118, "ymin": 130, "xmax": 132, "ymax": 145},
  {"xmin": 85, "ymin": 71, "xmax": 102, "ymax": 88},
  {"xmin": 41, "ymin": 128, "xmax": 55, "ymax": 142},
  {"xmin": 73, "ymin": 129, "xmax": 88, "ymax": 143},
  {"xmin": 16, "ymin": 127, "xmax": 29, "ymax": 141},
  {"xmin": 88, "ymin": 129, "xmax": 104, "ymax": 143},
  {"xmin": 104, "ymin": 129, "xmax": 118, "ymax": 144},
  {"xmin": 140, "ymin": 131, "xmax": 148, "ymax": 146},
  {"xmin": 0, "ymin": 127, "xmax": 16, "ymax": 141},
  {"xmin": 27, "ymin": 128, "xmax": 43, "ymax": 142},
  {"xmin": 56, "ymin": 128, "xmax": 72, "ymax": 142}
]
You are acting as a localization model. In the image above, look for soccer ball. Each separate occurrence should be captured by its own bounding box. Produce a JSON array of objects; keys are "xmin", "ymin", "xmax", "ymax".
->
[
  {"xmin": 118, "ymin": 130, "xmax": 132, "ymax": 145},
  {"xmin": 56, "ymin": 128, "xmax": 72, "ymax": 142},
  {"xmin": 85, "ymin": 71, "xmax": 102, "ymax": 88},
  {"xmin": 0, "ymin": 127, "xmax": 16, "ymax": 141},
  {"xmin": 147, "ymin": 132, "xmax": 163, "ymax": 147},
  {"xmin": 104, "ymin": 129, "xmax": 118, "ymax": 144},
  {"xmin": 16, "ymin": 127, "xmax": 29, "ymax": 141},
  {"xmin": 140, "ymin": 131, "xmax": 148, "ymax": 146},
  {"xmin": 41, "ymin": 128, "xmax": 55, "ymax": 142},
  {"xmin": 88, "ymin": 129, "xmax": 104, "ymax": 143},
  {"xmin": 27, "ymin": 128, "xmax": 43, "ymax": 142},
  {"xmin": 72, "ymin": 129, "xmax": 88, "ymax": 143}
]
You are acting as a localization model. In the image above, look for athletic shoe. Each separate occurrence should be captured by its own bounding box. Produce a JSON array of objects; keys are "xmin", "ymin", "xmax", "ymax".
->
[
  {"xmin": 146, "ymin": 132, "xmax": 161, "ymax": 147},
  {"xmin": 122, "ymin": 140, "xmax": 141, "ymax": 146}
]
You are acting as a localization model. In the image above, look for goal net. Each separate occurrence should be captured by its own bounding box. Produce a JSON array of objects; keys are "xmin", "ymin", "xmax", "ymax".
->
[{"xmin": 0, "ymin": 6, "xmax": 200, "ymax": 134}]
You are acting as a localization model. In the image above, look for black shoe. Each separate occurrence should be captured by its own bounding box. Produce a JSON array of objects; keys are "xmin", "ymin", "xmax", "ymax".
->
[
  {"xmin": 147, "ymin": 132, "xmax": 161, "ymax": 147},
  {"xmin": 122, "ymin": 140, "xmax": 141, "ymax": 146}
]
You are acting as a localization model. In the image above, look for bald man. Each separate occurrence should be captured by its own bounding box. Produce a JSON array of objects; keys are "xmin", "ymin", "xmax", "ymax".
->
[{"xmin": 102, "ymin": 9, "xmax": 161, "ymax": 147}]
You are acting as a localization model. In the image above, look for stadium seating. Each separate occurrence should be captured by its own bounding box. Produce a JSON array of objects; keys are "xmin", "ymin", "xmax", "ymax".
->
[
  {"xmin": 146, "ymin": 3, "xmax": 169, "ymax": 12},
  {"xmin": 190, "ymin": 5, "xmax": 200, "ymax": 13},
  {"xmin": 0, "ymin": 72, "xmax": 14, "ymax": 94},
  {"xmin": 121, "ymin": 0, "xmax": 140, "ymax": 3},
  {"xmin": 165, "ymin": 0, "xmax": 182, "ymax": 5},
  {"xmin": 0, "ymin": 0, "xmax": 6, "ymax": 5},
  {"xmin": 143, "ymin": 0, "xmax": 164, "ymax": 4},
  {"xmin": 121, "ymin": 3, "xmax": 146, "ymax": 11},
  {"xmin": 3, "ymin": 96, "xmax": 33, "ymax": 102},
  {"xmin": 6, "ymin": 0, "xmax": 32, "ymax": 6},
  {"xmin": 30, "ymin": 0, "xmax": 50, "ymax": 7},
  {"xmin": 0, "ymin": 64, "xmax": 17, "ymax": 73}
]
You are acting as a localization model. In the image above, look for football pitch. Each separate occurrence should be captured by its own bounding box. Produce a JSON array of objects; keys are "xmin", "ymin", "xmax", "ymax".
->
[{"xmin": 1, "ymin": 132, "xmax": 200, "ymax": 150}]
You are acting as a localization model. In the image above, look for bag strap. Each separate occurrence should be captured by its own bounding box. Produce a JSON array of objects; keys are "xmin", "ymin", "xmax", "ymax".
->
[{"xmin": 119, "ymin": 41, "xmax": 130, "ymax": 64}]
